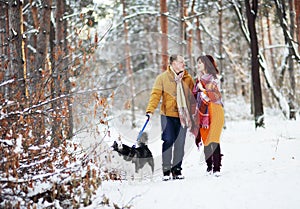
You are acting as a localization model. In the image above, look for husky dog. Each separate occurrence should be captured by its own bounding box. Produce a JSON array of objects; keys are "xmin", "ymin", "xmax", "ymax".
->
[{"xmin": 112, "ymin": 132, "xmax": 154, "ymax": 178}]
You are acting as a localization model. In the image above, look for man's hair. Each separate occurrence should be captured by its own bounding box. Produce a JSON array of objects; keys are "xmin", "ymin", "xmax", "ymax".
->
[{"xmin": 169, "ymin": 54, "xmax": 178, "ymax": 64}]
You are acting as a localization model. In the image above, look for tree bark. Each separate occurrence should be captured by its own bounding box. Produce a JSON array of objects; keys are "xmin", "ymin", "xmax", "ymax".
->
[
  {"xmin": 0, "ymin": 2, "xmax": 9, "ymax": 137},
  {"xmin": 245, "ymin": 0, "xmax": 264, "ymax": 127},
  {"xmin": 64, "ymin": 5, "xmax": 73, "ymax": 140},
  {"xmin": 8, "ymin": 1, "xmax": 26, "ymax": 101},
  {"xmin": 179, "ymin": 0, "xmax": 186, "ymax": 55},
  {"xmin": 295, "ymin": 0, "xmax": 300, "ymax": 52},
  {"xmin": 28, "ymin": 0, "xmax": 38, "ymax": 97},
  {"xmin": 274, "ymin": 0, "xmax": 300, "ymax": 62},
  {"xmin": 32, "ymin": 0, "xmax": 52, "ymax": 142},
  {"xmin": 266, "ymin": 11, "xmax": 276, "ymax": 77},
  {"xmin": 187, "ymin": 0, "xmax": 196, "ymax": 73},
  {"xmin": 275, "ymin": 0, "xmax": 297, "ymax": 119},
  {"xmin": 195, "ymin": 7, "xmax": 202, "ymax": 54},
  {"xmin": 52, "ymin": 0, "xmax": 66, "ymax": 147},
  {"xmin": 122, "ymin": 0, "xmax": 136, "ymax": 128},
  {"xmin": 288, "ymin": 0, "xmax": 296, "ymax": 119},
  {"xmin": 218, "ymin": 0, "xmax": 225, "ymax": 98},
  {"xmin": 218, "ymin": 0, "xmax": 223, "ymax": 73},
  {"xmin": 160, "ymin": 0, "xmax": 168, "ymax": 71},
  {"xmin": 0, "ymin": 2, "xmax": 7, "ymax": 95}
]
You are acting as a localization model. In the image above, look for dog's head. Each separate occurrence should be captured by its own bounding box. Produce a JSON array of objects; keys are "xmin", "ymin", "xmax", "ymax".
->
[
  {"xmin": 111, "ymin": 140, "xmax": 136, "ymax": 162},
  {"xmin": 112, "ymin": 138, "xmax": 123, "ymax": 151},
  {"xmin": 112, "ymin": 141, "xmax": 119, "ymax": 151}
]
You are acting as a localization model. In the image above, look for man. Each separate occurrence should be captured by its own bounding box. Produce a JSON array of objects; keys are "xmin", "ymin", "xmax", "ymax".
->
[{"xmin": 146, "ymin": 54, "xmax": 194, "ymax": 181}]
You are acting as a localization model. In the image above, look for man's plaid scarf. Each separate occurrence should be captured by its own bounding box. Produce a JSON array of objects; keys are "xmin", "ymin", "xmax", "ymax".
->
[{"xmin": 171, "ymin": 67, "xmax": 193, "ymax": 130}]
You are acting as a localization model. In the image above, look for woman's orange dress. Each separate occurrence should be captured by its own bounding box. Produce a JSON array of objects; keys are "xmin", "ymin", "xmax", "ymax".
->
[{"xmin": 200, "ymin": 102, "xmax": 224, "ymax": 146}]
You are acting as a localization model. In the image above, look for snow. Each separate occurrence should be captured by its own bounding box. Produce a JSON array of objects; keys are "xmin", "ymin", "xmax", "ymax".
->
[
  {"xmin": 79, "ymin": 100, "xmax": 300, "ymax": 209},
  {"xmin": 93, "ymin": 0, "xmax": 113, "ymax": 5},
  {"xmin": 14, "ymin": 135, "xmax": 23, "ymax": 153}
]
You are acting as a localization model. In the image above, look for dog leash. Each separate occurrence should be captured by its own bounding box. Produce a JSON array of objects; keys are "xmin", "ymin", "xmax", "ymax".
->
[{"xmin": 135, "ymin": 114, "xmax": 150, "ymax": 145}]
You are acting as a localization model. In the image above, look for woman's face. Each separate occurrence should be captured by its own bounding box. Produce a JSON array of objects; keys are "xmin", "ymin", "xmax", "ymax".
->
[{"xmin": 197, "ymin": 59, "xmax": 205, "ymax": 76}]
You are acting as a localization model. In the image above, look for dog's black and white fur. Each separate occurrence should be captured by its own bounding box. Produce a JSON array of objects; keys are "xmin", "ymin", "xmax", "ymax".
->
[{"xmin": 112, "ymin": 132, "xmax": 154, "ymax": 177}]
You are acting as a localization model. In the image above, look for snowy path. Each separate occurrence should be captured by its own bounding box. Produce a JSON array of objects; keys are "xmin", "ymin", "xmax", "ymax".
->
[{"xmin": 84, "ymin": 115, "xmax": 300, "ymax": 209}]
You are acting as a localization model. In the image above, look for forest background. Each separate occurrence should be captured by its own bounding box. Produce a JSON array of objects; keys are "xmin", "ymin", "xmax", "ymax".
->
[{"xmin": 0, "ymin": 0, "xmax": 299, "ymax": 208}]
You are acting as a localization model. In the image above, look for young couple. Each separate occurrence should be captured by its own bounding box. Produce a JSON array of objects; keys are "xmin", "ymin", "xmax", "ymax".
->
[{"xmin": 146, "ymin": 54, "xmax": 224, "ymax": 181}]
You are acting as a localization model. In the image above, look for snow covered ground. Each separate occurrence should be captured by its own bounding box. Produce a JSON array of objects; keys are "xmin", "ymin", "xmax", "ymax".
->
[{"xmin": 81, "ymin": 101, "xmax": 300, "ymax": 209}]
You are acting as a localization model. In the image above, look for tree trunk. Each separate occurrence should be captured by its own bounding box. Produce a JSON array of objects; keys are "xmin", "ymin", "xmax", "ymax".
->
[
  {"xmin": 35, "ymin": 0, "xmax": 52, "ymax": 89},
  {"xmin": 179, "ymin": 0, "xmax": 186, "ymax": 55},
  {"xmin": 245, "ymin": 0, "xmax": 264, "ymax": 128},
  {"xmin": 196, "ymin": 15, "xmax": 202, "ymax": 53},
  {"xmin": 274, "ymin": 0, "xmax": 300, "ymax": 62},
  {"xmin": 295, "ymin": 0, "xmax": 300, "ymax": 52},
  {"xmin": 187, "ymin": 0, "xmax": 196, "ymax": 74},
  {"xmin": 0, "ymin": 2, "xmax": 7, "ymax": 95},
  {"xmin": 160, "ymin": 0, "xmax": 168, "ymax": 71},
  {"xmin": 275, "ymin": 0, "xmax": 297, "ymax": 119},
  {"xmin": 8, "ymin": 1, "xmax": 26, "ymax": 101},
  {"xmin": 64, "ymin": 5, "xmax": 73, "ymax": 140},
  {"xmin": 259, "ymin": 5, "xmax": 273, "ymax": 108},
  {"xmin": 28, "ymin": 0, "xmax": 38, "ymax": 97},
  {"xmin": 32, "ymin": 0, "xmax": 52, "ymax": 142},
  {"xmin": 52, "ymin": 0, "xmax": 66, "ymax": 147},
  {"xmin": 288, "ymin": 0, "xmax": 296, "ymax": 119},
  {"xmin": 0, "ymin": 2, "xmax": 9, "ymax": 137},
  {"xmin": 259, "ymin": 8, "xmax": 266, "ymax": 59},
  {"xmin": 266, "ymin": 11, "xmax": 276, "ymax": 77},
  {"xmin": 218, "ymin": 0, "xmax": 225, "ymax": 96},
  {"xmin": 122, "ymin": 0, "xmax": 136, "ymax": 128},
  {"xmin": 218, "ymin": 0, "xmax": 223, "ymax": 73}
]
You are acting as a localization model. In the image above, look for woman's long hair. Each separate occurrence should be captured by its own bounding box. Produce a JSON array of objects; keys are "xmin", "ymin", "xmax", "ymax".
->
[{"xmin": 196, "ymin": 55, "xmax": 219, "ymax": 78}]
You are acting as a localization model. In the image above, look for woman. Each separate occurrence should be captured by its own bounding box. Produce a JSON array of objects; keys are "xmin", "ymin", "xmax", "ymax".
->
[{"xmin": 193, "ymin": 55, "xmax": 224, "ymax": 177}]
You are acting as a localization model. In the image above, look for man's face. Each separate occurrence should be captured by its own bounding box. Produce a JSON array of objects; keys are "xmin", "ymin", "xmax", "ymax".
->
[{"xmin": 173, "ymin": 56, "xmax": 185, "ymax": 72}]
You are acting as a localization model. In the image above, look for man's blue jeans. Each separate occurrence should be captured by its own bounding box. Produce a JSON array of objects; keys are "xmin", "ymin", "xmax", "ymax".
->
[{"xmin": 161, "ymin": 115, "xmax": 187, "ymax": 172}]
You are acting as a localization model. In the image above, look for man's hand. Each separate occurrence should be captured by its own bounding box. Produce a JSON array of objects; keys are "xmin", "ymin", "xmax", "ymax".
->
[{"xmin": 146, "ymin": 113, "xmax": 153, "ymax": 119}]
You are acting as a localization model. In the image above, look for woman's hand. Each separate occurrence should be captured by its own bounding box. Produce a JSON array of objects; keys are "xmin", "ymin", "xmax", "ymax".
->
[{"xmin": 197, "ymin": 81, "xmax": 205, "ymax": 92}]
